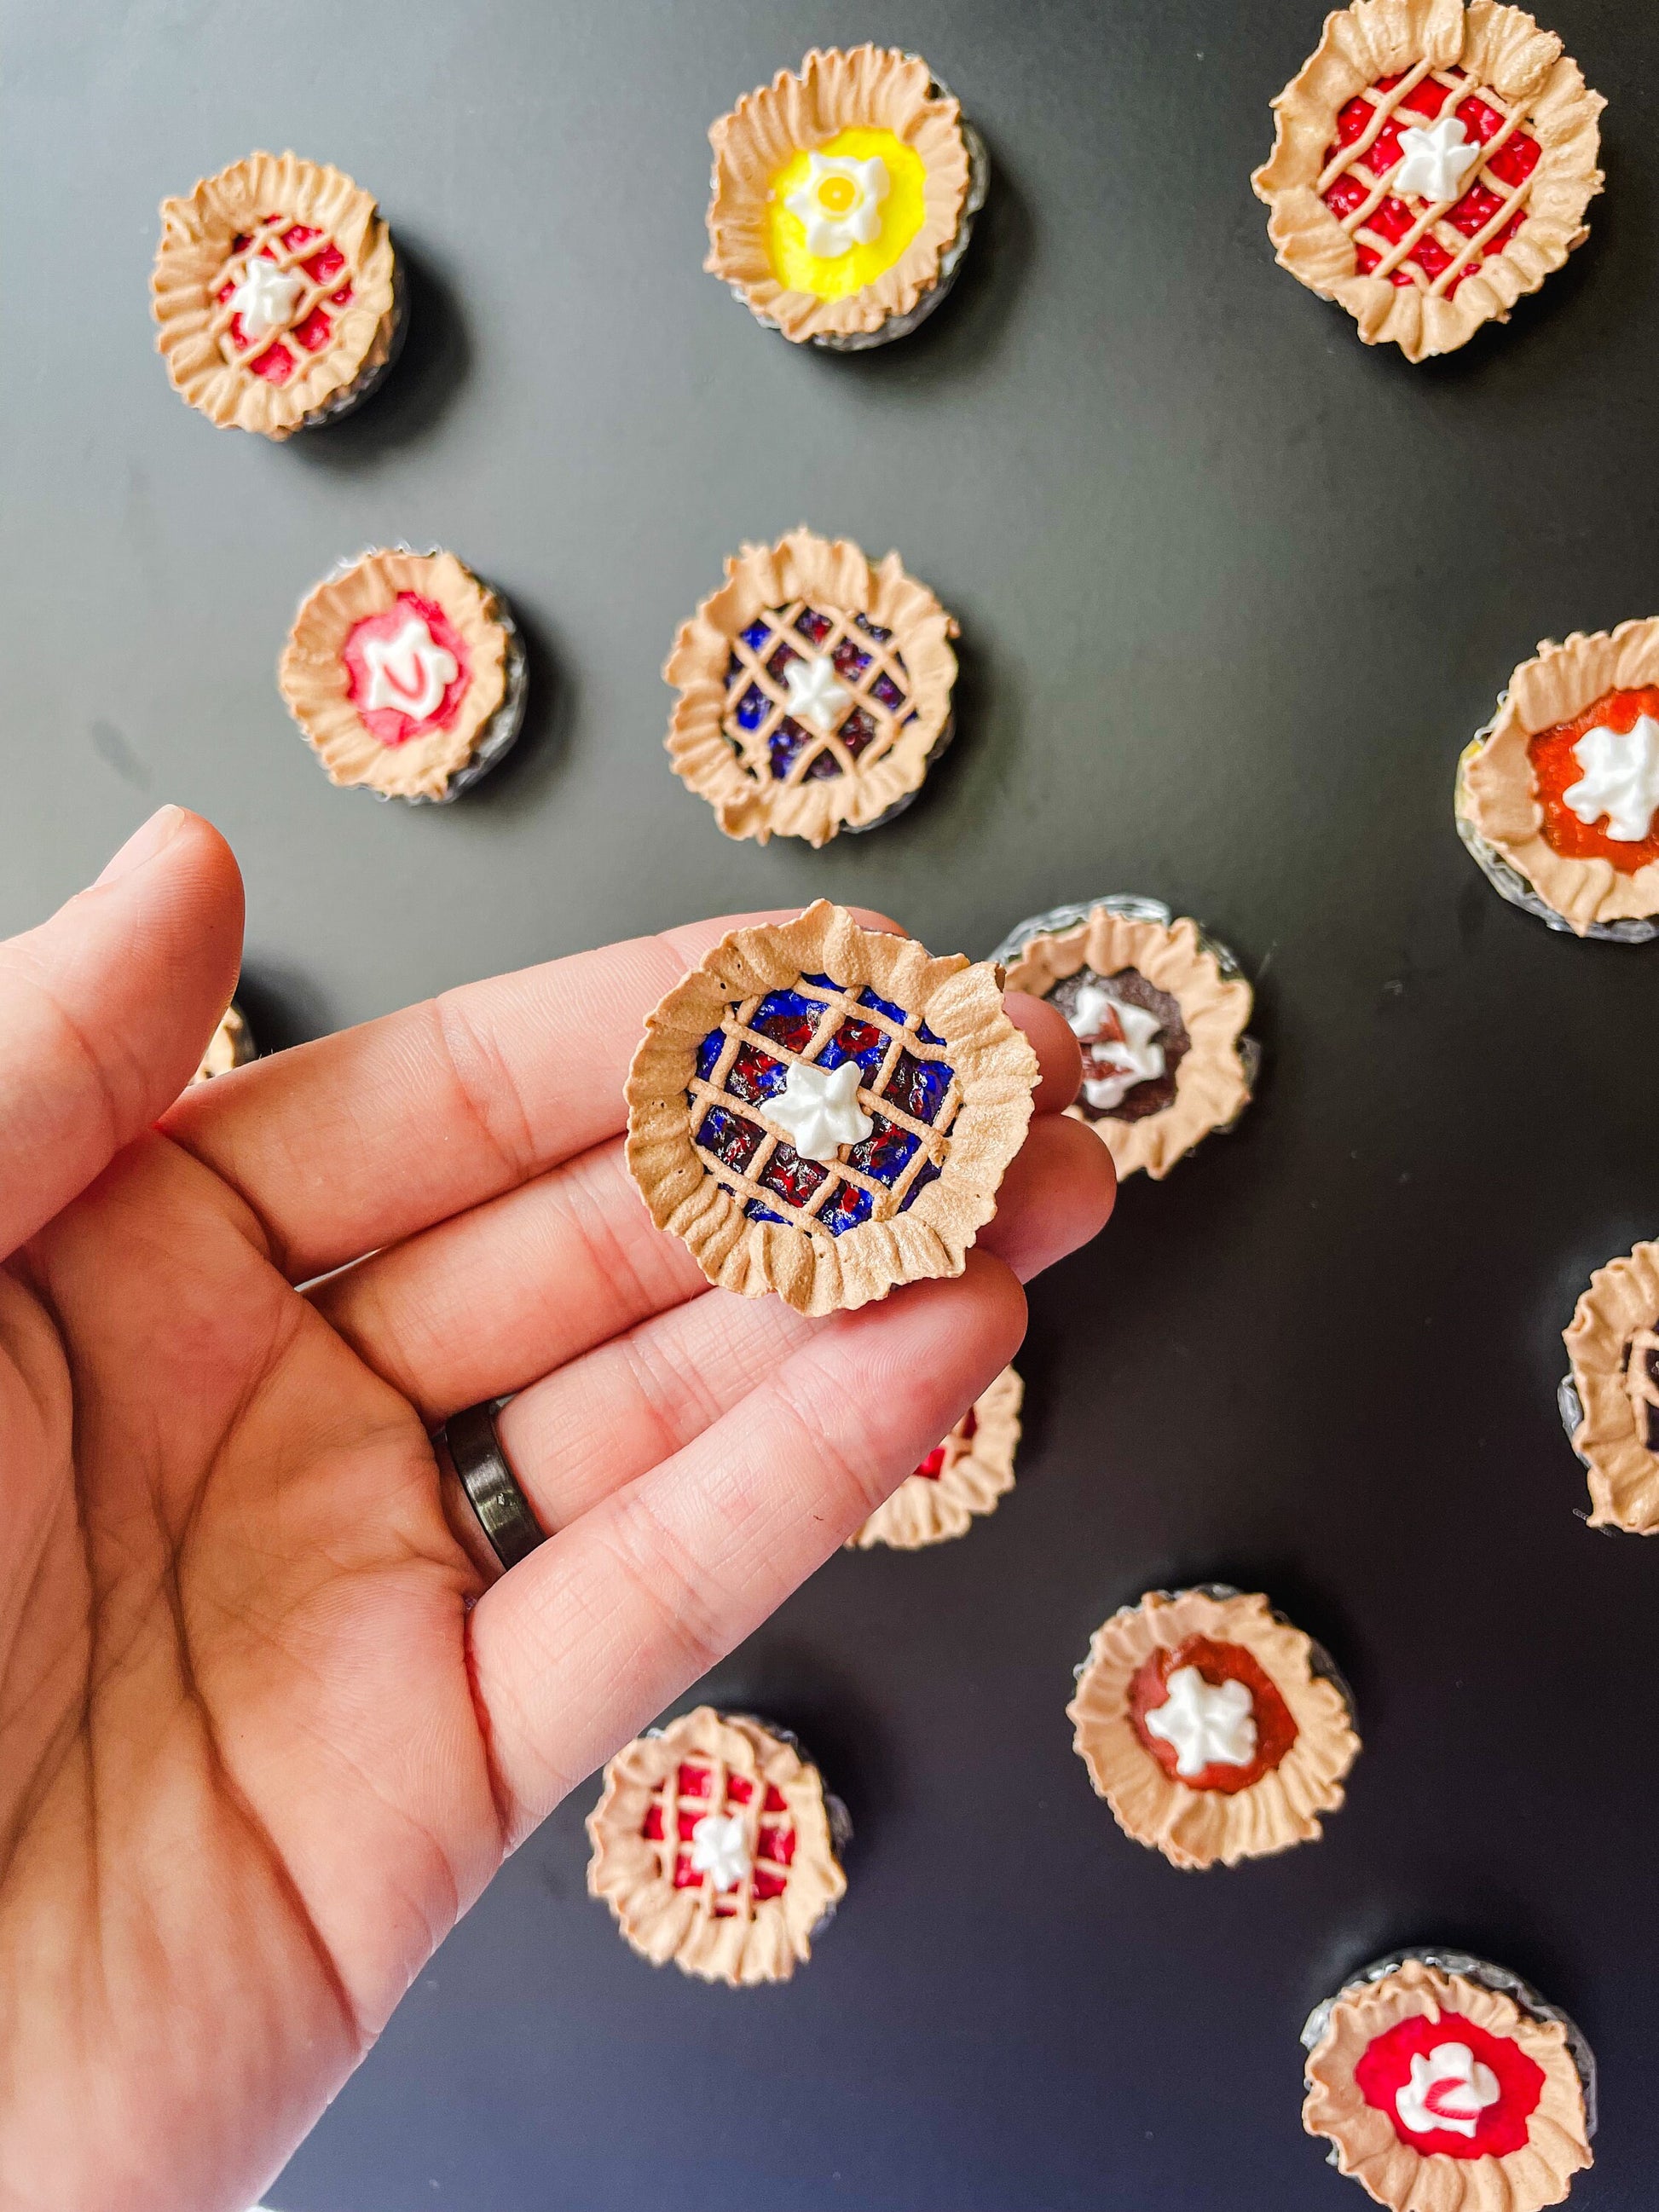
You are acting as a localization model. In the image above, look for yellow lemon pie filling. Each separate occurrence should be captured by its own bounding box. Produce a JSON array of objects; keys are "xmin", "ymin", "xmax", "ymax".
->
[{"xmin": 766, "ymin": 129, "xmax": 927, "ymax": 301}]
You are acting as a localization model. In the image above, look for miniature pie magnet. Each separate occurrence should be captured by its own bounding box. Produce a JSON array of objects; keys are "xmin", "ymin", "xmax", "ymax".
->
[
  {"xmin": 153, "ymin": 152, "xmax": 404, "ymax": 436},
  {"xmin": 625, "ymin": 903, "xmax": 1038, "ymax": 1316},
  {"xmin": 666, "ymin": 528, "xmax": 957, "ymax": 846},
  {"xmin": 1067, "ymin": 1588, "xmax": 1360, "ymax": 1869},
  {"xmin": 1303, "ymin": 1950, "xmax": 1595, "ymax": 2209},
  {"xmin": 586, "ymin": 1707, "xmax": 848, "ymax": 1986},
  {"xmin": 1251, "ymin": 2, "xmax": 1603, "ymax": 362},
  {"xmin": 1459, "ymin": 621, "xmax": 1659, "ymax": 938},
  {"xmin": 848, "ymin": 1366, "xmax": 1022, "ymax": 1551},
  {"xmin": 705, "ymin": 44, "xmax": 988, "ymax": 349},
  {"xmin": 994, "ymin": 898, "xmax": 1257, "ymax": 1181},
  {"xmin": 1560, "ymin": 1237, "xmax": 1659, "ymax": 1533},
  {"xmin": 279, "ymin": 549, "xmax": 527, "ymax": 802}
]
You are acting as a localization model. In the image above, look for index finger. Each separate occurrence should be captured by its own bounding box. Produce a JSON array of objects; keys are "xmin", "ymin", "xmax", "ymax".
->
[{"xmin": 164, "ymin": 908, "xmax": 901, "ymax": 1283}]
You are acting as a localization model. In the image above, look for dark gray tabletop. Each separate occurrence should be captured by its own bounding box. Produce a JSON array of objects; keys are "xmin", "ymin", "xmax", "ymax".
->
[{"xmin": 6, "ymin": 2, "xmax": 1658, "ymax": 2206}]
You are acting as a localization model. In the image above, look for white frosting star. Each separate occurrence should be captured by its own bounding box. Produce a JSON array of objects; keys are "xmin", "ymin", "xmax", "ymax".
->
[
  {"xmin": 783, "ymin": 655, "xmax": 852, "ymax": 732},
  {"xmin": 228, "ymin": 257, "xmax": 305, "ymax": 338},
  {"xmin": 766, "ymin": 1058, "xmax": 873, "ymax": 1163},
  {"xmin": 1392, "ymin": 116, "xmax": 1481, "ymax": 204},
  {"xmin": 688, "ymin": 1811, "xmax": 750, "ymax": 1893},
  {"xmin": 1563, "ymin": 714, "xmax": 1659, "ymax": 840},
  {"xmin": 1143, "ymin": 1666, "xmax": 1257, "ymax": 1779},
  {"xmin": 359, "ymin": 612, "xmax": 460, "ymax": 725},
  {"xmin": 1395, "ymin": 2042, "xmax": 1501, "ymax": 2140},
  {"xmin": 784, "ymin": 150, "xmax": 890, "ymax": 258},
  {"xmin": 1067, "ymin": 981, "xmax": 1167, "ymax": 1111}
]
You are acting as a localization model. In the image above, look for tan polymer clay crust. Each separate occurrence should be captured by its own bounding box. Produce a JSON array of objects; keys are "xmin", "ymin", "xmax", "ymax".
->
[
  {"xmin": 1564, "ymin": 1239, "xmax": 1659, "ymax": 1533},
  {"xmin": 1251, "ymin": 0, "xmax": 1604, "ymax": 363},
  {"xmin": 1066, "ymin": 1589, "xmax": 1359, "ymax": 1871},
  {"xmin": 1463, "ymin": 621, "xmax": 1659, "ymax": 933},
  {"xmin": 279, "ymin": 550, "xmax": 509, "ymax": 801},
  {"xmin": 848, "ymin": 1366, "xmax": 1022, "ymax": 1550},
  {"xmin": 1303, "ymin": 1957, "xmax": 1593, "ymax": 2212},
  {"xmin": 152, "ymin": 152, "xmax": 397, "ymax": 438},
  {"xmin": 1002, "ymin": 908, "xmax": 1252, "ymax": 1181},
  {"xmin": 706, "ymin": 45, "xmax": 970, "ymax": 343},
  {"xmin": 586, "ymin": 1707, "xmax": 845, "ymax": 1986},
  {"xmin": 665, "ymin": 528, "xmax": 958, "ymax": 847},
  {"xmin": 625, "ymin": 900, "xmax": 1038, "ymax": 1317},
  {"xmin": 193, "ymin": 1004, "xmax": 253, "ymax": 1084}
]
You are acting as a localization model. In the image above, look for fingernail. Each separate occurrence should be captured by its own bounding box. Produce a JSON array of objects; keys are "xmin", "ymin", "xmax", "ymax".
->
[{"xmin": 96, "ymin": 806, "xmax": 187, "ymax": 887}]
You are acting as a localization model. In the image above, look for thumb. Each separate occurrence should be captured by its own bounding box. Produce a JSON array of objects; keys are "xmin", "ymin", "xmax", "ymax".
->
[{"xmin": 0, "ymin": 807, "xmax": 245, "ymax": 1261}]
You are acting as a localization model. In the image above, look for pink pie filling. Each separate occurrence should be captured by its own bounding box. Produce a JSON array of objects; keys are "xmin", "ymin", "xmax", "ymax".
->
[
  {"xmin": 641, "ymin": 1764, "xmax": 795, "ymax": 1906},
  {"xmin": 214, "ymin": 218, "xmax": 355, "ymax": 384},
  {"xmin": 341, "ymin": 593, "xmax": 472, "ymax": 747}
]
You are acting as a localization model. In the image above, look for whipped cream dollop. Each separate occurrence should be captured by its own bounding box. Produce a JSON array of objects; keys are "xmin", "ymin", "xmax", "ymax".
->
[
  {"xmin": 358, "ymin": 611, "xmax": 460, "ymax": 724},
  {"xmin": 228, "ymin": 257, "xmax": 305, "ymax": 338},
  {"xmin": 1143, "ymin": 1666, "xmax": 1257, "ymax": 1778},
  {"xmin": 1393, "ymin": 116, "xmax": 1481, "ymax": 203},
  {"xmin": 1395, "ymin": 2041, "xmax": 1501, "ymax": 2140},
  {"xmin": 783, "ymin": 655, "xmax": 852, "ymax": 732},
  {"xmin": 767, "ymin": 1058, "xmax": 874, "ymax": 1162},
  {"xmin": 785, "ymin": 150, "xmax": 890, "ymax": 258},
  {"xmin": 1563, "ymin": 714, "xmax": 1659, "ymax": 840},
  {"xmin": 1066, "ymin": 979, "xmax": 1166, "ymax": 1110},
  {"xmin": 688, "ymin": 1811, "xmax": 751, "ymax": 1893}
]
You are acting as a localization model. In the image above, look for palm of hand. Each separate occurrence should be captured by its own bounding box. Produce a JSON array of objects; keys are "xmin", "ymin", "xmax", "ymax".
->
[{"xmin": 0, "ymin": 811, "xmax": 1111, "ymax": 2212}]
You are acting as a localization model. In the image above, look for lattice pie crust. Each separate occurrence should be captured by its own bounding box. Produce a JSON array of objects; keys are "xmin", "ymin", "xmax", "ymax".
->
[
  {"xmin": 587, "ymin": 1707, "xmax": 846, "ymax": 1986},
  {"xmin": 666, "ymin": 528, "xmax": 957, "ymax": 846},
  {"xmin": 153, "ymin": 152, "xmax": 399, "ymax": 436},
  {"xmin": 1252, "ymin": 1, "xmax": 1603, "ymax": 361},
  {"xmin": 626, "ymin": 902, "xmax": 1038, "ymax": 1315}
]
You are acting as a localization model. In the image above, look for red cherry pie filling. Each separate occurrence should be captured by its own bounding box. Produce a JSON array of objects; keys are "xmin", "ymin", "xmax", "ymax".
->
[
  {"xmin": 341, "ymin": 593, "xmax": 474, "ymax": 748},
  {"xmin": 1354, "ymin": 2012, "xmax": 1545, "ymax": 2160},
  {"xmin": 1321, "ymin": 68, "xmax": 1540, "ymax": 296},
  {"xmin": 1127, "ymin": 1635, "xmax": 1298, "ymax": 1794},
  {"xmin": 640, "ymin": 1762, "xmax": 796, "ymax": 1917},
  {"xmin": 1526, "ymin": 686, "xmax": 1659, "ymax": 871},
  {"xmin": 212, "ymin": 213, "xmax": 356, "ymax": 384},
  {"xmin": 914, "ymin": 1406, "xmax": 975, "ymax": 1480}
]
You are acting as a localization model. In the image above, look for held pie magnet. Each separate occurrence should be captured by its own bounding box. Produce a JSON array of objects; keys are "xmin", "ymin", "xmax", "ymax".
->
[
  {"xmin": 625, "ymin": 902, "xmax": 1038, "ymax": 1315},
  {"xmin": 1458, "ymin": 621, "xmax": 1659, "ymax": 939},
  {"xmin": 704, "ymin": 44, "xmax": 987, "ymax": 349},
  {"xmin": 665, "ymin": 528, "xmax": 958, "ymax": 847},
  {"xmin": 279, "ymin": 548, "xmax": 528, "ymax": 803},
  {"xmin": 152, "ymin": 152, "xmax": 406, "ymax": 436},
  {"xmin": 1251, "ymin": 2, "xmax": 1603, "ymax": 361}
]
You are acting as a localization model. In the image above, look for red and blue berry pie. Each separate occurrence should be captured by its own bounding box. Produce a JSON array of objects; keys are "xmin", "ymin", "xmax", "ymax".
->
[
  {"xmin": 664, "ymin": 528, "xmax": 958, "ymax": 846},
  {"xmin": 626, "ymin": 902, "xmax": 1038, "ymax": 1314},
  {"xmin": 1303, "ymin": 1951, "xmax": 1595, "ymax": 2209},
  {"xmin": 586, "ymin": 1707, "xmax": 848, "ymax": 1986},
  {"xmin": 997, "ymin": 898, "xmax": 1257, "ymax": 1181},
  {"xmin": 1067, "ymin": 1587, "xmax": 1360, "ymax": 1869},
  {"xmin": 1459, "ymin": 620, "xmax": 1659, "ymax": 939},
  {"xmin": 1252, "ymin": 3, "xmax": 1603, "ymax": 361},
  {"xmin": 847, "ymin": 1366, "xmax": 1022, "ymax": 1550},
  {"xmin": 280, "ymin": 548, "xmax": 527, "ymax": 802},
  {"xmin": 153, "ymin": 153, "xmax": 403, "ymax": 436}
]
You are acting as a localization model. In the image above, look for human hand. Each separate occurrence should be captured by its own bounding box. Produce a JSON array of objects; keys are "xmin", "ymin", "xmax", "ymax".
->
[{"xmin": 0, "ymin": 807, "xmax": 1113, "ymax": 2211}]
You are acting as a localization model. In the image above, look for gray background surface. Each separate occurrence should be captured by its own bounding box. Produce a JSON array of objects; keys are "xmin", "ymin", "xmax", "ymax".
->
[{"xmin": 5, "ymin": 1, "xmax": 1658, "ymax": 2206}]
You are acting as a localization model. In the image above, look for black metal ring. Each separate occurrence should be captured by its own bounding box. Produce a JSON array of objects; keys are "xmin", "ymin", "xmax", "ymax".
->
[{"xmin": 441, "ymin": 1401, "xmax": 546, "ymax": 1571}]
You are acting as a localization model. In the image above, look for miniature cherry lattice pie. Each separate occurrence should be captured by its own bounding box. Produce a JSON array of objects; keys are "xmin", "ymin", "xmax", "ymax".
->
[
  {"xmin": 626, "ymin": 902, "xmax": 1038, "ymax": 1315},
  {"xmin": 1458, "ymin": 621, "xmax": 1659, "ymax": 939},
  {"xmin": 1067, "ymin": 1587, "xmax": 1360, "ymax": 1870},
  {"xmin": 664, "ymin": 528, "xmax": 958, "ymax": 846},
  {"xmin": 153, "ymin": 152, "xmax": 403, "ymax": 436},
  {"xmin": 1303, "ymin": 1950, "xmax": 1595, "ymax": 2210},
  {"xmin": 586, "ymin": 1708, "xmax": 848, "ymax": 1986},
  {"xmin": 847, "ymin": 1366, "xmax": 1022, "ymax": 1551},
  {"xmin": 1251, "ymin": 0, "xmax": 1603, "ymax": 362},
  {"xmin": 704, "ymin": 43, "xmax": 987, "ymax": 349}
]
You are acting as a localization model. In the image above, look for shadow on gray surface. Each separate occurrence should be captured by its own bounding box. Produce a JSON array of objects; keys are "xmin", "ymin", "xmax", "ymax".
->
[{"xmin": 287, "ymin": 233, "xmax": 472, "ymax": 464}]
